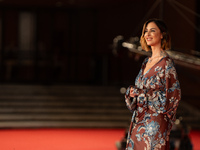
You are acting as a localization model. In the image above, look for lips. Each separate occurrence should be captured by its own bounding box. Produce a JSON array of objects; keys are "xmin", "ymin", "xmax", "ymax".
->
[
  {"xmin": 146, "ymin": 37, "xmax": 153, "ymax": 43},
  {"xmin": 146, "ymin": 37, "xmax": 152, "ymax": 41}
]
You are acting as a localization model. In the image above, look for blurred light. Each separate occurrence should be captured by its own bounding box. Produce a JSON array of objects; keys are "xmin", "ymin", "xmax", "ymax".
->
[
  {"xmin": 122, "ymin": 42, "xmax": 133, "ymax": 49},
  {"xmin": 175, "ymin": 119, "xmax": 180, "ymax": 125},
  {"xmin": 113, "ymin": 35, "xmax": 124, "ymax": 43},
  {"xmin": 133, "ymin": 37, "xmax": 139, "ymax": 41},
  {"xmin": 138, "ymin": 46, "xmax": 143, "ymax": 51},
  {"xmin": 120, "ymin": 87, "xmax": 126, "ymax": 94},
  {"xmin": 179, "ymin": 116, "xmax": 183, "ymax": 121}
]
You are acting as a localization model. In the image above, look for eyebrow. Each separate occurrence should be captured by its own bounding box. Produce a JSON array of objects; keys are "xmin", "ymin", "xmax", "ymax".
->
[{"xmin": 145, "ymin": 28, "xmax": 157, "ymax": 30}]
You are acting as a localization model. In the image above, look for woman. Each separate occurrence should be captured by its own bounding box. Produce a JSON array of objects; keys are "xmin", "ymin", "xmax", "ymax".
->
[{"xmin": 125, "ymin": 19, "xmax": 181, "ymax": 150}]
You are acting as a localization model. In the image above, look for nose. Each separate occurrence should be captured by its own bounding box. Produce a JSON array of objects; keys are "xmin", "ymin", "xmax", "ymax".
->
[{"xmin": 145, "ymin": 31, "xmax": 150, "ymax": 36}]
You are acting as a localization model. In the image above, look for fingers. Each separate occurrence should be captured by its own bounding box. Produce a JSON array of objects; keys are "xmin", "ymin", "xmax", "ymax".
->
[
  {"xmin": 125, "ymin": 86, "xmax": 136, "ymax": 98},
  {"xmin": 129, "ymin": 87, "xmax": 134, "ymax": 97},
  {"xmin": 130, "ymin": 87, "xmax": 134, "ymax": 93},
  {"xmin": 130, "ymin": 93, "xmax": 135, "ymax": 97}
]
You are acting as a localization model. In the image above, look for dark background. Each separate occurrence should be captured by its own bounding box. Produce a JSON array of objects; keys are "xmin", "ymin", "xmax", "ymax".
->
[
  {"xmin": 0, "ymin": 0, "xmax": 199, "ymax": 86},
  {"xmin": 0, "ymin": 0, "xmax": 200, "ymax": 133}
]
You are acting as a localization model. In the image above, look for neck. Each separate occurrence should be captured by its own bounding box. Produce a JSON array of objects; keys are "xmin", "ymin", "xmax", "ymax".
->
[{"xmin": 151, "ymin": 46, "xmax": 162, "ymax": 57}]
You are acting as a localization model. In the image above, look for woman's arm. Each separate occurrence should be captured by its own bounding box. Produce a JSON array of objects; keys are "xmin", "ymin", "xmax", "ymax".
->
[
  {"xmin": 125, "ymin": 86, "xmax": 137, "ymax": 112},
  {"xmin": 126, "ymin": 58, "xmax": 181, "ymax": 121}
]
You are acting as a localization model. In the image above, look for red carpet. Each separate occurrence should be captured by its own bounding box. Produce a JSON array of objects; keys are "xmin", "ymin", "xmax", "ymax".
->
[
  {"xmin": 0, "ymin": 129, "xmax": 199, "ymax": 150},
  {"xmin": 190, "ymin": 130, "xmax": 200, "ymax": 150},
  {"xmin": 0, "ymin": 128, "xmax": 125, "ymax": 150}
]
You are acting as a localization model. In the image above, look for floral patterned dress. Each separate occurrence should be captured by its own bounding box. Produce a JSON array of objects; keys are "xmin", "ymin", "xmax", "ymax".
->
[{"xmin": 125, "ymin": 55, "xmax": 181, "ymax": 150}]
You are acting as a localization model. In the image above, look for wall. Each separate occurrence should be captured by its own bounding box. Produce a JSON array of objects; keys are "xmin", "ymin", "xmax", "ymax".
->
[{"xmin": 0, "ymin": 0, "xmax": 197, "ymax": 85}]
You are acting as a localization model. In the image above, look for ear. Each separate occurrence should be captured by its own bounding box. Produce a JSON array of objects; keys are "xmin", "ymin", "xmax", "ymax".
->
[
  {"xmin": 161, "ymin": 33, "xmax": 163, "ymax": 39},
  {"xmin": 161, "ymin": 32, "xmax": 166, "ymax": 39}
]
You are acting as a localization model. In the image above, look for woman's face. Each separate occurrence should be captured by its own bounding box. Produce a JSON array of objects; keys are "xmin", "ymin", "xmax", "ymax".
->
[{"xmin": 144, "ymin": 22, "xmax": 163, "ymax": 48}]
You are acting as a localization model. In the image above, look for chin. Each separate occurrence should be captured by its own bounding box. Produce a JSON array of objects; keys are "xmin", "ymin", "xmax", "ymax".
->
[{"xmin": 147, "ymin": 43, "xmax": 153, "ymax": 46}]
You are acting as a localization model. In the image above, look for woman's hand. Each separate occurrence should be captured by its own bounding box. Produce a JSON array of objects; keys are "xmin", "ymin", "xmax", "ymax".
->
[{"xmin": 129, "ymin": 87, "xmax": 138, "ymax": 97}]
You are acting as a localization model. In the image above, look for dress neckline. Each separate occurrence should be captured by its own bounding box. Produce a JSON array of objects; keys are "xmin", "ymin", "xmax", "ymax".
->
[{"xmin": 142, "ymin": 56, "xmax": 167, "ymax": 76}]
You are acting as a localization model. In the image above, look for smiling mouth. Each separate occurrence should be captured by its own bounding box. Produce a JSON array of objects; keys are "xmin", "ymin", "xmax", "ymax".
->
[{"xmin": 146, "ymin": 38, "xmax": 152, "ymax": 41}]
